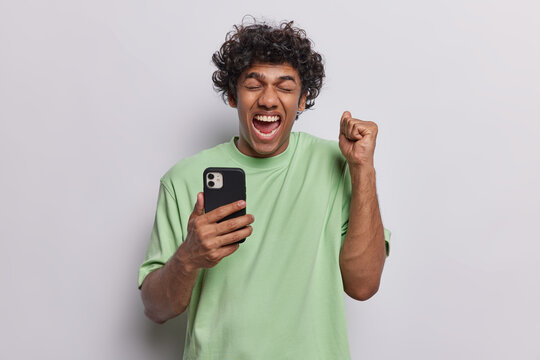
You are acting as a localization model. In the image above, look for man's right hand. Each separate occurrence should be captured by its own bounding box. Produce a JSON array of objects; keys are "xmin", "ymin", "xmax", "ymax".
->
[{"xmin": 175, "ymin": 192, "xmax": 254, "ymax": 272}]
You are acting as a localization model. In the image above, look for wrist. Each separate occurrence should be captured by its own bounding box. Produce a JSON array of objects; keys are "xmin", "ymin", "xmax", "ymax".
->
[
  {"xmin": 348, "ymin": 163, "xmax": 375, "ymax": 181},
  {"xmin": 172, "ymin": 245, "xmax": 199, "ymax": 275}
]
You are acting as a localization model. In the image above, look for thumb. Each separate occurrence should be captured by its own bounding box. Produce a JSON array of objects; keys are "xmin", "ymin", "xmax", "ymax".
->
[
  {"xmin": 188, "ymin": 192, "xmax": 204, "ymax": 230},
  {"xmin": 339, "ymin": 132, "xmax": 347, "ymax": 147},
  {"xmin": 340, "ymin": 110, "xmax": 352, "ymax": 135},
  {"xmin": 193, "ymin": 192, "xmax": 204, "ymax": 216}
]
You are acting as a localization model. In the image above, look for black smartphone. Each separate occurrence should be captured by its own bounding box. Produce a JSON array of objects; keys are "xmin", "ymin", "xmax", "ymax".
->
[{"xmin": 203, "ymin": 167, "xmax": 246, "ymax": 243}]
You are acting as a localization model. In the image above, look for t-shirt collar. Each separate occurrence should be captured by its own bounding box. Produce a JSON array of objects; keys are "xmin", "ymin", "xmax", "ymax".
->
[{"xmin": 224, "ymin": 132, "xmax": 298, "ymax": 170}]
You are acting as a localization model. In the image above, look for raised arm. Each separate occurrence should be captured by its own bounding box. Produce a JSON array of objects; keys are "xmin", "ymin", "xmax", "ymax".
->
[{"xmin": 338, "ymin": 111, "xmax": 387, "ymax": 301}]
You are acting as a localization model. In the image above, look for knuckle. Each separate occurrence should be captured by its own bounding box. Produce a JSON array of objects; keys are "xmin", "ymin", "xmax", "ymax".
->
[
  {"xmin": 193, "ymin": 217, "xmax": 203, "ymax": 228},
  {"xmin": 196, "ymin": 228, "xmax": 212, "ymax": 243},
  {"xmin": 227, "ymin": 219, "xmax": 238, "ymax": 230},
  {"xmin": 200, "ymin": 238, "xmax": 212, "ymax": 250},
  {"xmin": 204, "ymin": 227, "xmax": 217, "ymax": 240},
  {"xmin": 207, "ymin": 252, "xmax": 220, "ymax": 262},
  {"xmin": 195, "ymin": 222, "xmax": 206, "ymax": 234},
  {"xmin": 217, "ymin": 207, "xmax": 228, "ymax": 218}
]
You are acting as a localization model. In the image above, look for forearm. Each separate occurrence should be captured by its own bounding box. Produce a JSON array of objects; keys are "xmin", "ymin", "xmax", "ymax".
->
[
  {"xmin": 140, "ymin": 244, "xmax": 199, "ymax": 323},
  {"xmin": 340, "ymin": 165, "xmax": 386, "ymax": 301}
]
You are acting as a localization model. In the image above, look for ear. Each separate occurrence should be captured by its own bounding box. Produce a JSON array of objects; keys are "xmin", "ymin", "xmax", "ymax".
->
[
  {"xmin": 227, "ymin": 93, "xmax": 237, "ymax": 108},
  {"xmin": 297, "ymin": 92, "xmax": 307, "ymax": 112}
]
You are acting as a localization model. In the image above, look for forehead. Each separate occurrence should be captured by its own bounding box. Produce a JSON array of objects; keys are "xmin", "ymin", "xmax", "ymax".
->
[{"xmin": 240, "ymin": 62, "xmax": 300, "ymax": 80}]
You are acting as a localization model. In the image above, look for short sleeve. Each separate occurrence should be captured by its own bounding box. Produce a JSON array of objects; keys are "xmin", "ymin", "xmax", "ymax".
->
[
  {"xmin": 340, "ymin": 164, "xmax": 391, "ymax": 257},
  {"xmin": 138, "ymin": 180, "xmax": 184, "ymax": 288}
]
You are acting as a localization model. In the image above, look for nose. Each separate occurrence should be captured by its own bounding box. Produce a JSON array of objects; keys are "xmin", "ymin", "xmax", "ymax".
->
[{"xmin": 257, "ymin": 87, "xmax": 279, "ymax": 109}]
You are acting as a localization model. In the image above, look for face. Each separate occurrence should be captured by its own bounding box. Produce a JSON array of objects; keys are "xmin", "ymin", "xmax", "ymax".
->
[{"xmin": 229, "ymin": 62, "xmax": 307, "ymax": 158}]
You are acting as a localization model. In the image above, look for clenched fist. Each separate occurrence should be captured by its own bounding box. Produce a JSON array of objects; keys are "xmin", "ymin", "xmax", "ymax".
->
[{"xmin": 339, "ymin": 111, "xmax": 378, "ymax": 168}]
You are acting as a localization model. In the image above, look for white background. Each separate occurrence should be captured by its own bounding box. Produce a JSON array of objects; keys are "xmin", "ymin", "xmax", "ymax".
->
[{"xmin": 1, "ymin": 0, "xmax": 539, "ymax": 359}]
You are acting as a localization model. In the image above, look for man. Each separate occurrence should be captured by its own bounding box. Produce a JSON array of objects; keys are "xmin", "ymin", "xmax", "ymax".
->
[{"xmin": 139, "ymin": 19, "xmax": 390, "ymax": 359}]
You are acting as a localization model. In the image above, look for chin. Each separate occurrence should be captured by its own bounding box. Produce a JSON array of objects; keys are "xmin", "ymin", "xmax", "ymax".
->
[{"xmin": 250, "ymin": 136, "xmax": 288, "ymax": 157}]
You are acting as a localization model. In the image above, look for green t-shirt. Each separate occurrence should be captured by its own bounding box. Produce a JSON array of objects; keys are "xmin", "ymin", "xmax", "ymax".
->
[{"xmin": 139, "ymin": 132, "xmax": 391, "ymax": 360}]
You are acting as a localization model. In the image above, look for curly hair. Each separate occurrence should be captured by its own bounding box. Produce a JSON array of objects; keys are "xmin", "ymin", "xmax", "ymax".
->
[{"xmin": 212, "ymin": 18, "xmax": 325, "ymax": 114}]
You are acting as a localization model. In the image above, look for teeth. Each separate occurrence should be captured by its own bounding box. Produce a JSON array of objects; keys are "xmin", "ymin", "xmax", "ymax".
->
[{"xmin": 254, "ymin": 115, "xmax": 280, "ymax": 122}]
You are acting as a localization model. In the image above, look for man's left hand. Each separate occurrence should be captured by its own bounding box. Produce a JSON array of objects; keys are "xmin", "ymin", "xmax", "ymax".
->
[{"xmin": 339, "ymin": 111, "xmax": 378, "ymax": 168}]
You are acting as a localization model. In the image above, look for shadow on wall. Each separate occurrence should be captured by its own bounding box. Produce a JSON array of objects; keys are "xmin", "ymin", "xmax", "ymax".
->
[
  {"xmin": 137, "ymin": 307, "xmax": 189, "ymax": 358},
  {"xmin": 131, "ymin": 211, "xmax": 190, "ymax": 358}
]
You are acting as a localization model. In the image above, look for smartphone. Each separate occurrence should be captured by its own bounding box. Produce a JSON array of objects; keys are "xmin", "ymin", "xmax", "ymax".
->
[{"xmin": 203, "ymin": 167, "xmax": 246, "ymax": 243}]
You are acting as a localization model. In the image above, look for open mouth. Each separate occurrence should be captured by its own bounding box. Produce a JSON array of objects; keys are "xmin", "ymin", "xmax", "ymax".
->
[{"xmin": 252, "ymin": 114, "xmax": 281, "ymax": 138}]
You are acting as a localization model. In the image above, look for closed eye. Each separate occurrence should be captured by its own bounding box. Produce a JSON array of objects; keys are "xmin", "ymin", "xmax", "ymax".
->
[
  {"xmin": 245, "ymin": 85, "xmax": 262, "ymax": 90},
  {"xmin": 277, "ymin": 79, "xmax": 296, "ymax": 92}
]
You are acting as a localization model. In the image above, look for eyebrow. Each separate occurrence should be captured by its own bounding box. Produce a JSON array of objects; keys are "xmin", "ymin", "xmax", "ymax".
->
[{"xmin": 244, "ymin": 72, "xmax": 297, "ymax": 83}]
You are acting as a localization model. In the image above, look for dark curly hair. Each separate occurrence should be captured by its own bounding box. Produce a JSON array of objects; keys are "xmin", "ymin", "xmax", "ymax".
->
[{"xmin": 212, "ymin": 18, "xmax": 325, "ymax": 115}]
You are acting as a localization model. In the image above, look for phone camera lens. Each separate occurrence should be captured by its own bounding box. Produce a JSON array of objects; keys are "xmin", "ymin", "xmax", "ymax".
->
[
  {"xmin": 208, "ymin": 173, "xmax": 215, "ymax": 180},
  {"xmin": 208, "ymin": 181, "xmax": 215, "ymax": 188}
]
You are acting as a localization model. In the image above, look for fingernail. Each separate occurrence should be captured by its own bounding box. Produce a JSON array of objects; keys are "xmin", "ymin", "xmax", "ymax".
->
[{"xmin": 237, "ymin": 200, "xmax": 245, "ymax": 207}]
